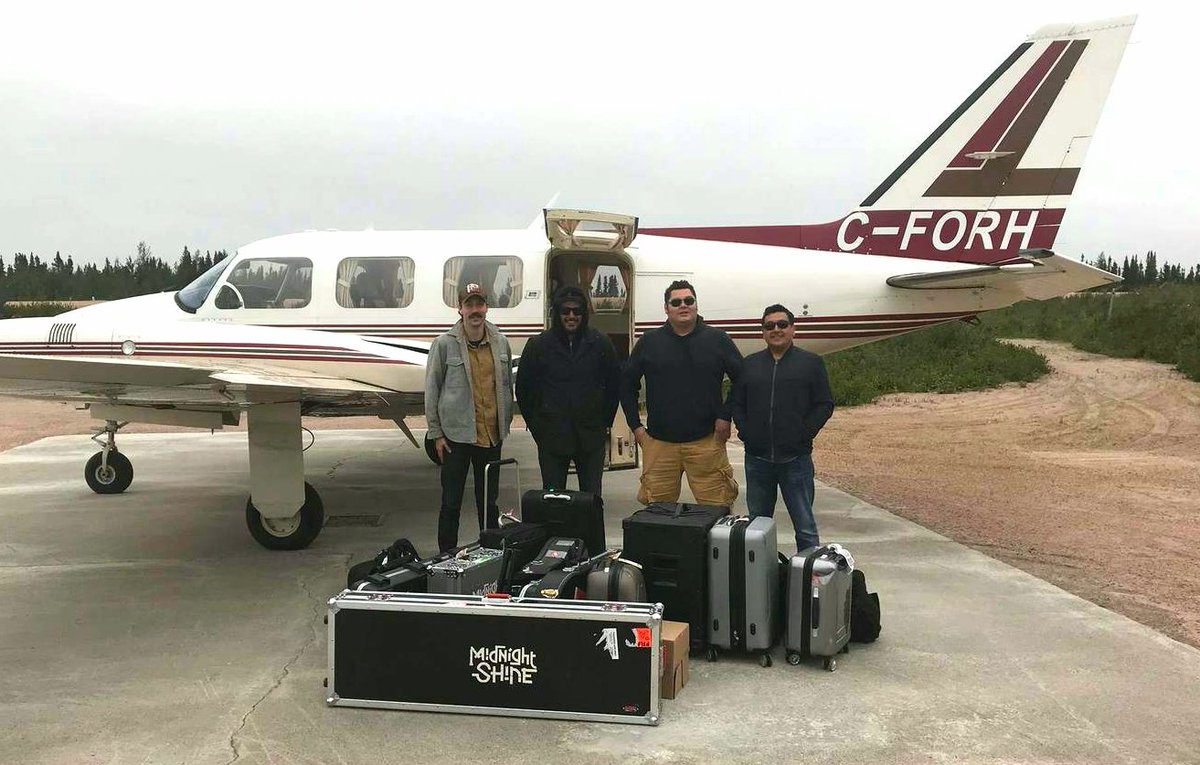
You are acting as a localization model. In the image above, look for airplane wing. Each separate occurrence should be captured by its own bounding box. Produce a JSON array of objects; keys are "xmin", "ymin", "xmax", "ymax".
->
[
  {"xmin": 0, "ymin": 352, "xmax": 398, "ymax": 409},
  {"xmin": 886, "ymin": 250, "xmax": 1121, "ymax": 300}
]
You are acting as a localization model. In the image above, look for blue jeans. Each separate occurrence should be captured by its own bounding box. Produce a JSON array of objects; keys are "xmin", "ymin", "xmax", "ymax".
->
[{"xmin": 745, "ymin": 454, "xmax": 819, "ymax": 551}]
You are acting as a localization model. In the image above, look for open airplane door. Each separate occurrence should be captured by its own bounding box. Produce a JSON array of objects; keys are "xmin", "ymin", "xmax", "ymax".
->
[{"xmin": 543, "ymin": 209, "xmax": 640, "ymax": 471}]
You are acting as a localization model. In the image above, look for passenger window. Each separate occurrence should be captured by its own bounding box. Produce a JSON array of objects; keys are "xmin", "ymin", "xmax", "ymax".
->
[
  {"xmin": 442, "ymin": 256, "xmax": 523, "ymax": 308},
  {"xmin": 336, "ymin": 257, "xmax": 414, "ymax": 309},
  {"xmin": 217, "ymin": 258, "xmax": 313, "ymax": 310}
]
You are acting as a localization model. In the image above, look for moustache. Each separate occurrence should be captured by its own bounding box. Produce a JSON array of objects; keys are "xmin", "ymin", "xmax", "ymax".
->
[{"xmin": 467, "ymin": 312, "xmax": 485, "ymax": 319}]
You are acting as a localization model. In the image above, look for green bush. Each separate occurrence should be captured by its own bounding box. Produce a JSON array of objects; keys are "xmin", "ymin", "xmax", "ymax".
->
[{"xmin": 825, "ymin": 321, "xmax": 1049, "ymax": 407}]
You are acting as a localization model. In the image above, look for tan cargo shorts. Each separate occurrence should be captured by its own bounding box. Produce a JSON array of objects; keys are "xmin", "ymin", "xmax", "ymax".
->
[{"xmin": 636, "ymin": 432, "xmax": 739, "ymax": 506}]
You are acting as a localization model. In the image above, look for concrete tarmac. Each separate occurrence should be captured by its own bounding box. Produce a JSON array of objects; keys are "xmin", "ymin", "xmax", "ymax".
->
[{"xmin": 1, "ymin": 429, "xmax": 1199, "ymax": 765}]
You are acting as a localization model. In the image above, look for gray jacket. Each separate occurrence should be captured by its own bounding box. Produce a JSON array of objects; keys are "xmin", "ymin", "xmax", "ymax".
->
[{"xmin": 424, "ymin": 320, "xmax": 514, "ymax": 444}]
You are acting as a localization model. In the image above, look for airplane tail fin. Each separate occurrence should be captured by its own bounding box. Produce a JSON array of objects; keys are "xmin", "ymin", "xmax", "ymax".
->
[{"xmin": 643, "ymin": 16, "xmax": 1136, "ymax": 265}]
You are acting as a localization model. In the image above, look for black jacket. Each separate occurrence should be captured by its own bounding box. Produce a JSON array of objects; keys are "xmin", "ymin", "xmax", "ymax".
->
[
  {"xmin": 620, "ymin": 318, "xmax": 742, "ymax": 443},
  {"xmin": 732, "ymin": 345, "xmax": 834, "ymax": 460},
  {"xmin": 516, "ymin": 290, "xmax": 620, "ymax": 455}
]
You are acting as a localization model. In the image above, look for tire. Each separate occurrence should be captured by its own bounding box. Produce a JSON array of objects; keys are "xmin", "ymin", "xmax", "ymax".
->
[
  {"xmin": 759, "ymin": 653, "xmax": 772, "ymax": 668},
  {"xmin": 823, "ymin": 656, "xmax": 837, "ymax": 672},
  {"xmin": 706, "ymin": 646, "xmax": 719, "ymax": 663},
  {"xmin": 245, "ymin": 482, "xmax": 324, "ymax": 550},
  {"xmin": 787, "ymin": 652, "xmax": 802, "ymax": 666},
  {"xmin": 84, "ymin": 450, "xmax": 134, "ymax": 494}
]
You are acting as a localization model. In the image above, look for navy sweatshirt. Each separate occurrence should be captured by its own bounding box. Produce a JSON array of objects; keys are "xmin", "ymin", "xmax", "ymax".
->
[
  {"xmin": 732, "ymin": 345, "xmax": 834, "ymax": 460},
  {"xmin": 620, "ymin": 319, "xmax": 742, "ymax": 443}
]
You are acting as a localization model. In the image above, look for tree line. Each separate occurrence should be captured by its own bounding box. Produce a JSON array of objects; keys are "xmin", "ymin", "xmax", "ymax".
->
[
  {"xmin": 1083, "ymin": 250, "xmax": 1198, "ymax": 285},
  {"xmin": 0, "ymin": 242, "xmax": 228, "ymax": 302}
]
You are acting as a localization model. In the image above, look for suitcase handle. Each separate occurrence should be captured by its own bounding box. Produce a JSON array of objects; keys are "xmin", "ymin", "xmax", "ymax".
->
[
  {"xmin": 483, "ymin": 459, "xmax": 522, "ymax": 530},
  {"xmin": 542, "ymin": 492, "xmax": 572, "ymax": 501}
]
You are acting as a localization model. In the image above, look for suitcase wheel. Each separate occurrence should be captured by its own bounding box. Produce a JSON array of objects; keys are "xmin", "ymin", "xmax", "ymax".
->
[
  {"xmin": 758, "ymin": 652, "xmax": 772, "ymax": 668},
  {"xmin": 786, "ymin": 651, "xmax": 802, "ymax": 666},
  {"xmin": 706, "ymin": 646, "xmax": 719, "ymax": 663},
  {"xmin": 823, "ymin": 656, "xmax": 838, "ymax": 672}
]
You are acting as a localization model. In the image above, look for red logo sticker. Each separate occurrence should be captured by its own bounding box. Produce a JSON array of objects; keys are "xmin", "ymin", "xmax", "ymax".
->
[{"xmin": 632, "ymin": 627, "xmax": 652, "ymax": 648}]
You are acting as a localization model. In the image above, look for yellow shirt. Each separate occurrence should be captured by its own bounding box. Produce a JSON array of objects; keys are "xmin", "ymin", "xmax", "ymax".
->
[{"xmin": 467, "ymin": 340, "xmax": 500, "ymax": 447}]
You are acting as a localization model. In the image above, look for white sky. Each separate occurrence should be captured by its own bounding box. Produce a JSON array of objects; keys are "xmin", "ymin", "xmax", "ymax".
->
[{"xmin": 1, "ymin": 1, "xmax": 1196, "ymax": 269}]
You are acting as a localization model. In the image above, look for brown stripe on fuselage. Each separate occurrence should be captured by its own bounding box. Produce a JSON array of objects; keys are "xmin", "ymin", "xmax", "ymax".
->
[{"xmin": 926, "ymin": 39, "xmax": 1088, "ymax": 198}]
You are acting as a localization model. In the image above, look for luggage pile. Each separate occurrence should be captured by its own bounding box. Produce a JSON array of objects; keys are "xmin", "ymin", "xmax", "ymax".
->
[{"xmin": 330, "ymin": 460, "xmax": 883, "ymax": 723}]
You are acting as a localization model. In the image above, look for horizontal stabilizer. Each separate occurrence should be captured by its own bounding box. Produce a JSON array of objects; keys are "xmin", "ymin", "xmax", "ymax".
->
[{"xmin": 887, "ymin": 251, "xmax": 1121, "ymax": 300}]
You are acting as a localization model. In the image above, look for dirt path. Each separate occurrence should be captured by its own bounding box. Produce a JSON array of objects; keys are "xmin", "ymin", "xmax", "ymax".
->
[
  {"xmin": 819, "ymin": 339, "xmax": 1200, "ymax": 648},
  {"xmin": 3, "ymin": 340, "xmax": 1199, "ymax": 647}
]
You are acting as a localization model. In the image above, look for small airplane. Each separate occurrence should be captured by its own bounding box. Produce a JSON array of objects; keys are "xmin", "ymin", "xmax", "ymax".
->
[{"xmin": 0, "ymin": 16, "xmax": 1133, "ymax": 550}]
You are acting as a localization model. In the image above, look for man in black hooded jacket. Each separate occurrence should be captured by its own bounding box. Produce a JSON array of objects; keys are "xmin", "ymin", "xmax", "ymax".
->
[{"xmin": 516, "ymin": 286, "xmax": 621, "ymax": 495}]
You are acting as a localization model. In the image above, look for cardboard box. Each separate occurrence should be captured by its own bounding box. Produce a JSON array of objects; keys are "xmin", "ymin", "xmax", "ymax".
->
[{"xmin": 659, "ymin": 620, "xmax": 689, "ymax": 699}]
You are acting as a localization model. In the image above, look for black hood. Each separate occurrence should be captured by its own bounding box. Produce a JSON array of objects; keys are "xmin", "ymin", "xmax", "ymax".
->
[{"xmin": 551, "ymin": 285, "xmax": 590, "ymax": 336}]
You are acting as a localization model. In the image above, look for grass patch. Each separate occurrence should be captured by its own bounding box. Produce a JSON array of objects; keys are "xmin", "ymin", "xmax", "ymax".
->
[
  {"xmin": 980, "ymin": 283, "xmax": 1200, "ymax": 381},
  {"xmin": 825, "ymin": 321, "xmax": 1049, "ymax": 407}
]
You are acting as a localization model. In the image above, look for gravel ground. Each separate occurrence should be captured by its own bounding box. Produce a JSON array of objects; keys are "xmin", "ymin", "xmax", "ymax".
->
[{"xmin": 3, "ymin": 339, "xmax": 1197, "ymax": 647}]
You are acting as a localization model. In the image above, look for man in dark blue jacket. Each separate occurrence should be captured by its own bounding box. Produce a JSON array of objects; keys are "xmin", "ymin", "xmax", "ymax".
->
[
  {"xmin": 620, "ymin": 280, "xmax": 742, "ymax": 506},
  {"xmin": 732, "ymin": 304, "xmax": 834, "ymax": 550},
  {"xmin": 516, "ymin": 286, "xmax": 621, "ymax": 494}
]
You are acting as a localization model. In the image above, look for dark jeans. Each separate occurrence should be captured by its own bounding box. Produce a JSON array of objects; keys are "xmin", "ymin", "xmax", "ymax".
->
[
  {"xmin": 536, "ymin": 445, "xmax": 605, "ymax": 495},
  {"xmin": 438, "ymin": 440, "xmax": 503, "ymax": 553},
  {"xmin": 745, "ymin": 453, "xmax": 819, "ymax": 551}
]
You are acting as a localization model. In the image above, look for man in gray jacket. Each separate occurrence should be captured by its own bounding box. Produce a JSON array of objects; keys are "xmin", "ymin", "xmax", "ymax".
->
[{"xmin": 425, "ymin": 283, "xmax": 515, "ymax": 552}]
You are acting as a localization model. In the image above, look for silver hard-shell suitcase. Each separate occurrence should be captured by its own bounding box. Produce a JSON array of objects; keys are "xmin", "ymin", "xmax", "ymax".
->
[
  {"xmin": 427, "ymin": 546, "xmax": 505, "ymax": 596},
  {"xmin": 785, "ymin": 545, "xmax": 853, "ymax": 671},
  {"xmin": 706, "ymin": 515, "xmax": 779, "ymax": 666}
]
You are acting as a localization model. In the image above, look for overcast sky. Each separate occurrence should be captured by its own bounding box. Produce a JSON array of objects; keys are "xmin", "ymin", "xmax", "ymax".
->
[{"xmin": 2, "ymin": 1, "xmax": 1196, "ymax": 270}]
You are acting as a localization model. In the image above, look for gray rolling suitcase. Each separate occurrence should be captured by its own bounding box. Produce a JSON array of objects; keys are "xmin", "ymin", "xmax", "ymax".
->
[
  {"xmin": 426, "ymin": 546, "xmax": 505, "ymax": 596},
  {"xmin": 785, "ymin": 545, "xmax": 853, "ymax": 671},
  {"xmin": 706, "ymin": 515, "xmax": 779, "ymax": 667}
]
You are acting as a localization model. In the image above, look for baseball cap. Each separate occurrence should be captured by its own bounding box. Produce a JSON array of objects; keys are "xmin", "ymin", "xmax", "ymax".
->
[{"xmin": 458, "ymin": 283, "xmax": 487, "ymax": 304}]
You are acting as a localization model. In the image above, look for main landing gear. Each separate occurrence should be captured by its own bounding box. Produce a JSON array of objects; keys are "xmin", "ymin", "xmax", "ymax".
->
[
  {"xmin": 85, "ymin": 420, "xmax": 134, "ymax": 494},
  {"xmin": 245, "ymin": 482, "xmax": 325, "ymax": 551}
]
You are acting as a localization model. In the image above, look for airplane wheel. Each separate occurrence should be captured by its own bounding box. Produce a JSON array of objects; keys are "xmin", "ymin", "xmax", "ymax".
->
[
  {"xmin": 85, "ymin": 450, "xmax": 134, "ymax": 494},
  {"xmin": 245, "ymin": 482, "xmax": 324, "ymax": 550}
]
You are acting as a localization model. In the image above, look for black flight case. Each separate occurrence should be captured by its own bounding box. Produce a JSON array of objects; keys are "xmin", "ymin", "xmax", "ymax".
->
[{"xmin": 326, "ymin": 591, "xmax": 663, "ymax": 725}]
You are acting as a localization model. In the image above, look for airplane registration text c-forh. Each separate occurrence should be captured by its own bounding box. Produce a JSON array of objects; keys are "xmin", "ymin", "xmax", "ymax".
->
[{"xmin": 0, "ymin": 16, "xmax": 1134, "ymax": 550}]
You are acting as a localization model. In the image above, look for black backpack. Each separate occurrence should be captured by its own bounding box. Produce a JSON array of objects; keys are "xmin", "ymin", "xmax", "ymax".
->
[{"xmin": 850, "ymin": 569, "xmax": 881, "ymax": 643}]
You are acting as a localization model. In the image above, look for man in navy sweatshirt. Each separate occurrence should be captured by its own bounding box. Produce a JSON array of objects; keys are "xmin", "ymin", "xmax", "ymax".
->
[
  {"xmin": 620, "ymin": 280, "xmax": 742, "ymax": 506},
  {"xmin": 732, "ymin": 304, "xmax": 834, "ymax": 551}
]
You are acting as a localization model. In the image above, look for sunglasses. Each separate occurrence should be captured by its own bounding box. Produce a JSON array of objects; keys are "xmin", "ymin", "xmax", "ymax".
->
[
  {"xmin": 559, "ymin": 306, "xmax": 583, "ymax": 316},
  {"xmin": 762, "ymin": 319, "xmax": 793, "ymax": 330},
  {"xmin": 668, "ymin": 296, "xmax": 696, "ymax": 307}
]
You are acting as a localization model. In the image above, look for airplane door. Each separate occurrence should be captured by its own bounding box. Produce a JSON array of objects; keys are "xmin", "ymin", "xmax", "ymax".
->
[{"xmin": 541, "ymin": 209, "xmax": 639, "ymax": 472}]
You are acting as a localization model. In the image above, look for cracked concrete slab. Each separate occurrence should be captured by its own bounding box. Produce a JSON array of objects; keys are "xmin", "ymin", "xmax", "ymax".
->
[{"xmin": 2, "ymin": 429, "xmax": 1200, "ymax": 764}]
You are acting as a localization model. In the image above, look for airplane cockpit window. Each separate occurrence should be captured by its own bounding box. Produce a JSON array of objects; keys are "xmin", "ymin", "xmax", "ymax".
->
[
  {"xmin": 215, "ymin": 257, "xmax": 313, "ymax": 310},
  {"xmin": 442, "ymin": 256, "xmax": 523, "ymax": 308},
  {"xmin": 336, "ymin": 257, "xmax": 414, "ymax": 309},
  {"xmin": 174, "ymin": 256, "xmax": 233, "ymax": 313}
]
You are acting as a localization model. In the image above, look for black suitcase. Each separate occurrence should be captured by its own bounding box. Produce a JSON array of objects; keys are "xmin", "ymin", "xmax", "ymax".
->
[
  {"xmin": 621, "ymin": 502, "xmax": 729, "ymax": 650},
  {"xmin": 520, "ymin": 489, "xmax": 606, "ymax": 557}
]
